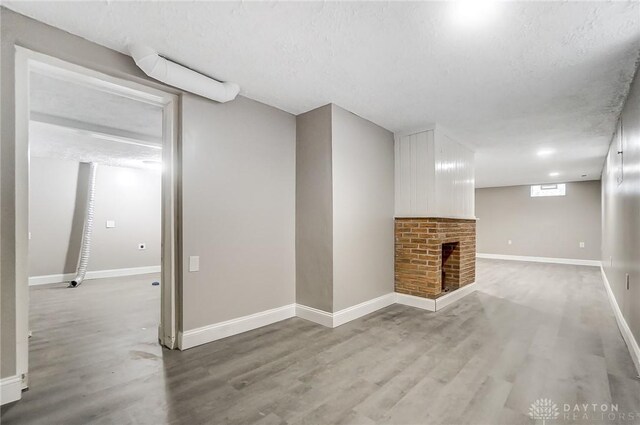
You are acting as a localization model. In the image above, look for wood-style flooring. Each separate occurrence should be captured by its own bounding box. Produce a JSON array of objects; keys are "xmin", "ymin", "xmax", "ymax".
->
[{"xmin": 2, "ymin": 260, "xmax": 639, "ymax": 424}]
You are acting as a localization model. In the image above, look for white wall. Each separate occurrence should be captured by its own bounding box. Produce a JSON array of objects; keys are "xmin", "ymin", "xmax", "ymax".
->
[
  {"xmin": 181, "ymin": 94, "xmax": 296, "ymax": 330},
  {"xmin": 332, "ymin": 105, "xmax": 394, "ymax": 311},
  {"xmin": 395, "ymin": 126, "xmax": 475, "ymax": 219},
  {"xmin": 29, "ymin": 157, "xmax": 161, "ymax": 278}
]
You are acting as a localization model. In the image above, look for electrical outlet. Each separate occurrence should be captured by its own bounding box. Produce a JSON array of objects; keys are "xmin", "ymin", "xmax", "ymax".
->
[
  {"xmin": 106, "ymin": 220, "xmax": 116, "ymax": 228},
  {"xmin": 138, "ymin": 243, "xmax": 146, "ymax": 250},
  {"xmin": 507, "ymin": 240, "xmax": 512, "ymax": 245},
  {"xmin": 579, "ymin": 242, "xmax": 585, "ymax": 248}
]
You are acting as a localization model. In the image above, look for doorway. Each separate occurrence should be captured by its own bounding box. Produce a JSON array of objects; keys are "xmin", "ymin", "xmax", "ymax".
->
[{"xmin": 14, "ymin": 47, "xmax": 180, "ymax": 391}]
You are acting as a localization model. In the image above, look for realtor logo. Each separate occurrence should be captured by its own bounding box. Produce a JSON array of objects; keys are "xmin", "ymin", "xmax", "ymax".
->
[{"xmin": 529, "ymin": 398, "xmax": 560, "ymax": 425}]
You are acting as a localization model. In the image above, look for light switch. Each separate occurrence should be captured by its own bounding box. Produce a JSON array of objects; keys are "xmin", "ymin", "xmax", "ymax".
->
[
  {"xmin": 579, "ymin": 242, "xmax": 585, "ymax": 248},
  {"xmin": 189, "ymin": 256, "xmax": 200, "ymax": 272},
  {"xmin": 106, "ymin": 220, "xmax": 116, "ymax": 228}
]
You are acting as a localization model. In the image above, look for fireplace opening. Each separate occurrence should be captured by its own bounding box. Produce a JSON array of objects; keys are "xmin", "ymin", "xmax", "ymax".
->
[{"xmin": 441, "ymin": 242, "xmax": 460, "ymax": 293}]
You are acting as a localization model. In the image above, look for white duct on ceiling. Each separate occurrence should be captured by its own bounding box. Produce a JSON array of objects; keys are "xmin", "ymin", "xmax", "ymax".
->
[{"xmin": 128, "ymin": 44, "xmax": 240, "ymax": 103}]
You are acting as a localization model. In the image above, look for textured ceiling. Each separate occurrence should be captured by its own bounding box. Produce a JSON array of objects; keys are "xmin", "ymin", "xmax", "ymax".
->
[
  {"xmin": 7, "ymin": 1, "xmax": 640, "ymax": 187},
  {"xmin": 31, "ymin": 73, "xmax": 163, "ymax": 138},
  {"xmin": 29, "ymin": 72, "xmax": 163, "ymax": 168}
]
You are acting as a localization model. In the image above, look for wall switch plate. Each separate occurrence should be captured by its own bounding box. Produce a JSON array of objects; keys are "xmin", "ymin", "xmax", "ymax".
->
[
  {"xmin": 189, "ymin": 256, "xmax": 200, "ymax": 272},
  {"xmin": 507, "ymin": 240, "xmax": 512, "ymax": 245},
  {"xmin": 138, "ymin": 243, "xmax": 146, "ymax": 250},
  {"xmin": 28, "ymin": 232, "xmax": 32, "ymax": 240},
  {"xmin": 579, "ymin": 242, "xmax": 585, "ymax": 248},
  {"xmin": 106, "ymin": 220, "xmax": 116, "ymax": 228}
]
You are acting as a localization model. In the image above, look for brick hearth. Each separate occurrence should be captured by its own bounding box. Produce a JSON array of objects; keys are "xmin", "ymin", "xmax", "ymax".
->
[{"xmin": 394, "ymin": 217, "xmax": 476, "ymax": 298}]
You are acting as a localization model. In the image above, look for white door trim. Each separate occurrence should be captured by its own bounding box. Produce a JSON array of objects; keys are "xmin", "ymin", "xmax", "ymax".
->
[{"xmin": 12, "ymin": 47, "xmax": 181, "ymax": 401}]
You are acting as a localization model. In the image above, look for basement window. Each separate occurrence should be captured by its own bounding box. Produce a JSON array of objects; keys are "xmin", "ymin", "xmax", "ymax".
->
[{"xmin": 530, "ymin": 183, "xmax": 566, "ymax": 197}]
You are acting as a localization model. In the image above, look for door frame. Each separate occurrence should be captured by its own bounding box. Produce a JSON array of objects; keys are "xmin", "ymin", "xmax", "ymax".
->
[{"xmin": 14, "ymin": 46, "xmax": 181, "ymax": 389}]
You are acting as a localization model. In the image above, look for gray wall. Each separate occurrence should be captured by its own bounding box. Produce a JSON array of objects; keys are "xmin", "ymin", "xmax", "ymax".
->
[
  {"xmin": 475, "ymin": 181, "xmax": 601, "ymax": 260},
  {"xmin": 332, "ymin": 105, "xmax": 394, "ymax": 311},
  {"xmin": 295, "ymin": 104, "xmax": 394, "ymax": 313},
  {"xmin": 181, "ymin": 94, "xmax": 296, "ymax": 330},
  {"xmin": 0, "ymin": 9, "xmax": 296, "ymax": 377},
  {"xmin": 602, "ymin": 65, "xmax": 640, "ymax": 347},
  {"xmin": 29, "ymin": 157, "xmax": 161, "ymax": 277},
  {"xmin": 296, "ymin": 105, "xmax": 333, "ymax": 312}
]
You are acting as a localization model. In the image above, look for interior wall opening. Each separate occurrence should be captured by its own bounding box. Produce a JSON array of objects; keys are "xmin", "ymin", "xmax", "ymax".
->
[{"xmin": 13, "ymin": 48, "xmax": 180, "ymax": 395}]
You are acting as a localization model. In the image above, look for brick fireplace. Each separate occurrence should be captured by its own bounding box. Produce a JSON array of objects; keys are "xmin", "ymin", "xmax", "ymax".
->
[{"xmin": 395, "ymin": 218, "xmax": 476, "ymax": 299}]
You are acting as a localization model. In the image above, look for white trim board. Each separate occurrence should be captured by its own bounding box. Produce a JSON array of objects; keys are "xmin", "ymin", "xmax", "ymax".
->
[
  {"xmin": 178, "ymin": 304, "xmax": 296, "ymax": 350},
  {"xmin": 178, "ymin": 288, "xmax": 476, "ymax": 350},
  {"xmin": 296, "ymin": 293, "xmax": 397, "ymax": 328},
  {"xmin": 396, "ymin": 282, "xmax": 478, "ymax": 312},
  {"xmin": 333, "ymin": 293, "xmax": 396, "ymax": 327},
  {"xmin": 28, "ymin": 265, "xmax": 162, "ymax": 286},
  {"xmin": 295, "ymin": 304, "xmax": 334, "ymax": 328},
  {"xmin": 0, "ymin": 375, "xmax": 22, "ymax": 405},
  {"xmin": 476, "ymin": 253, "xmax": 601, "ymax": 267},
  {"xmin": 600, "ymin": 266, "xmax": 640, "ymax": 377}
]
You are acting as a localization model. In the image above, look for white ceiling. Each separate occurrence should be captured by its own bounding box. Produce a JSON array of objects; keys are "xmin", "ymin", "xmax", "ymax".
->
[
  {"xmin": 29, "ymin": 72, "xmax": 163, "ymax": 168},
  {"xmin": 7, "ymin": 1, "xmax": 640, "ymax": 187}
]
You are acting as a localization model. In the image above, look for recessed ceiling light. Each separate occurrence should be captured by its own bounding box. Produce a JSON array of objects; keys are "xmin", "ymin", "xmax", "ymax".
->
[
  {"xmin": 549, "ymin": 172, "xmax": 560, "ymax": 177},
  {"xmin": 451, "ymin": 0, "xmax": 499, "ymax": 28},
  {"xmin": 537, "ymin": 149, "xmax": 555, "ymax": 157}
]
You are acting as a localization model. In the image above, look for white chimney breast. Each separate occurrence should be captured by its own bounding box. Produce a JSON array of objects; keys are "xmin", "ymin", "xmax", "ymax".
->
[{"xmin": 394, "ymin": 125, "xmax": 475, "ymax": 219}]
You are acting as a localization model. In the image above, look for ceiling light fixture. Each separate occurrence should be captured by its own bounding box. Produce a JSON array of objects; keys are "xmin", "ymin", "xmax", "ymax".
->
[
  {"xmin": 451, "ymin": 0, "xmax": 499, "ymax": 28},
  {"xmin": 549, "ymin": 172, "xmax": 560, "ymax": 177},
  {"xmin": 537, "ymin": 149, "xmax": 555, "ymax": 157}
]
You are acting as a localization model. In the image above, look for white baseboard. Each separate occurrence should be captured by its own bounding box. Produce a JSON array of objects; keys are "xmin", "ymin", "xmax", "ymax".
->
[
  {"xmin": 178, "ymin": 304, "xmax": 296, "ymax": 350},
  {"xmin": 296, "ymin": 293, "xmax": 397, "ymax": 328},
  {"xmin": 600, "ymin": 266, "xmax": 640, "ymax": 376},
  {"xmin": 177, "ymin": 288, "xmax": 476, "ymax": 350},
  {"xmin": 0, "ymin": 375, "xmax": 22, "ymax": 405},
  {"xmin": 395, "ymin": 283, "xmax": 477, "ymax": 312},
  {"xmin": 333, "ymin": 293, "xmax": 397, "ymax": 327},
  {"xmin": 477, "ymin": 253, "xmax": 601, "ymax": 267},
  {"xmin": 295, "ymin": 304, "xmax": 334, "ymax": 327},
  {"xmin": 395, "ymin": 293, "xmax": 436, "ymax": 311},
  {"xmin": 28, "ymin": 265, "xmax": 162, "ymax": 285},
  {"xmin": 435, "ymin": 282, "xmax": 478, "ymax": 310}
]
